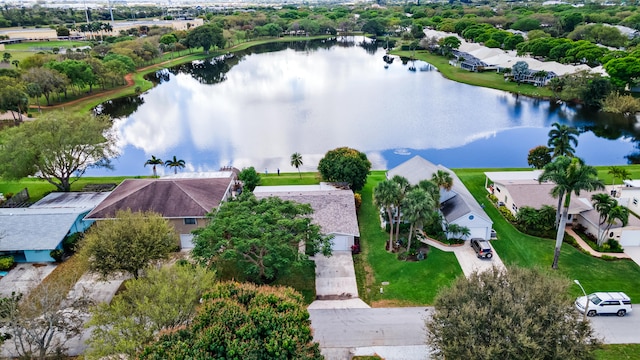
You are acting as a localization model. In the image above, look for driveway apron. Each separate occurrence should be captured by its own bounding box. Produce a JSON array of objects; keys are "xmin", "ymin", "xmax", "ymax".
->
[{"xmin": 309, "ymin": 251, "xmax": 369, "ymax": 309}]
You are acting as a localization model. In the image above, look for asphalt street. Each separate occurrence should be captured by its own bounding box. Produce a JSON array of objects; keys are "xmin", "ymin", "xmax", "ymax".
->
[{"xmin": 309, "ymin": 306, "xmax": 640, "ymax": 350}]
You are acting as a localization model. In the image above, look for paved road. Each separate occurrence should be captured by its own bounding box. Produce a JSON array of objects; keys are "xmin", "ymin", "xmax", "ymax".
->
[{"xmin": 309, "ymin": 306, "xmax": 640, "ymax": 357}]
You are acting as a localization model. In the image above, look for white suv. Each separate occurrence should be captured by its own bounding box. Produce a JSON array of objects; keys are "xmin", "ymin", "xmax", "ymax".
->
[{"xmin": 575, "ymin": 292, "xmax": 632, "ymax": 317}]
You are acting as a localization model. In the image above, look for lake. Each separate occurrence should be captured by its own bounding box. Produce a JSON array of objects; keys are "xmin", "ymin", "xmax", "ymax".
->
[{"xmin": 91, "ymin": 36, "xmax": 640, "ymax": 177}]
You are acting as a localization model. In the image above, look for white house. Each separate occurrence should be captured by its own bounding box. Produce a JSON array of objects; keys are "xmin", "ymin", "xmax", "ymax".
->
[
  {"xmin": 253, "ymin": 183, "xmax": 360, "ymax": 252},
  {"xmin": 387, "ymin": 156, "xmax": 493, "ymax": 240}
]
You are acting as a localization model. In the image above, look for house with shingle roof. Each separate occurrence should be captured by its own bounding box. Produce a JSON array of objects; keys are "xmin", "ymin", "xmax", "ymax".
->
[
  {"xmin": 253, "ymin": 183, "xmax": 359, "ymax": 252},
  {"xmin": 0, "ymin": 192, "xmax": 109, "ymax": 262},
  {"xmin": 485, "ymin": 171, "xmax": 640, "ymax": 247},
  {"xmin": 85, "ymin": 171, "xmax": 237, "ymax": 248},
  {"xmin": 387, "ymin": 156, "xmax": 493, "ymax": 240}
]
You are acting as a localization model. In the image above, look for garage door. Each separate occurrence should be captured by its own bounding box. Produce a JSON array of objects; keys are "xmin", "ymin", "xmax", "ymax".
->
[
  {"xmin": 331, "ymin": 235, "xmax": 352, "ymax": 251},
  {"xmin": 180, "ymin": 234, "xmax": 195, "ymax": 249},
  {"xmin": 620, "ymin": 230, "xmax": 640, "ymax": 247},
  {"xmin": 468, "ymin": 227, "xmax": 488, "ymax": 240}
]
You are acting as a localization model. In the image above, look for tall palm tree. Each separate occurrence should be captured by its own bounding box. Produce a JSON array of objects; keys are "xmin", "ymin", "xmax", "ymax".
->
[
  {"xmin": 539, "ymin": 156, "xmax": 570, "ymax": 228},
  {"xmin": 290, "ymin": 152, "xmax": 303, "ymax": 178},
  {"xmin": 431, "ymin": 170, "xmax": 453, "ymax": 191},
  {"xmin": 591, "ymin": 193, "xmax": 616, "ymax": 241},
  {"xmin": 540, "ymin": 156, "xmax": 604, "ymax": 269},
  {"xmin": 547, "ymin": 122, "xmax": 580, "ymax": 158},
  {"xmin": 144, "ymin": 155, "xmax": 163, "ymax": 177},
  {"xmin": 402, "ymin": 188, "xmax": 435, "ymax": 257},
  {"xmin": 418, "ymin": 179, "xmax": 441, "ymax": 205},
  {"xmin": 164, "ymin": 156, "xmax": 186, "ymax": 174},
  {"xmin": 600, "ymin": 205, "xmax": 629, "ymax": 246},
  {"xmin": 391, "ymin": 175, "xmax": 411, "ymax": 244},
  {"xmin": 374, "ymin": 180, "xmax": 401, "ymax": 251}
]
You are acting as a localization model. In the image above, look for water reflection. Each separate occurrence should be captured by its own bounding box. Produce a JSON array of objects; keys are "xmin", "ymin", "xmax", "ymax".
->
[{"xmin": 91, "ymin": 37, "xmax": 639, "ymax": 176}]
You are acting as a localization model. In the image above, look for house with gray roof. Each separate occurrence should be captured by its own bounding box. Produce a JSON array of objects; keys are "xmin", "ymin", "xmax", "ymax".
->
[
  {"xmin": 387, "ymin": 156, "xmax": 493, "ymax": 240},
  {"xmin": 253, "ymin": 183, "xmax": 360, "ymax": 252},
  {"xmin": 0, "ymin": 192, "xmax": 109, "ymax": 262},
  {"xmin": 85, "ymin": 171, "xmax": 237, "ymax": 249}
]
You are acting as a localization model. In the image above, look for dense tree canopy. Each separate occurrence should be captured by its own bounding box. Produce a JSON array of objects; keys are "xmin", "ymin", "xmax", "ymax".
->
[
  {"xmin": 85, "ymin": 264, "xmax": 216, "ymax": 359},
  {"xmin": 0, "ymin": 111, "xmax": 117, "ymax": 191},
  {"xmin": 140, "ymin": 282, "xmax": 323, "ymax": 360},
  {"xmin": 317, "ymin": 147, "xmax": 371, "ymax": 192},
  {"xmin": 192, "ymin": 195, "xmax": 332, "ymax": 283},
  {"xmin": 79, "ymin": 210, "xmax": 178, "ymax": 279},
  {"xmin": 426, "ymin": 267, "xmax": 600, "ymax": 360},
  {"xmin": 185, "ymin": 24, "xmax": 225, "ymax": 53}
]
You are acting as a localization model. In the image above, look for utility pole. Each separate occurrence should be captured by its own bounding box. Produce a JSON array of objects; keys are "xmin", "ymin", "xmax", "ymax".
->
[
  {"xmin": 108, "ymin": 0, "xmax": 114, "ymax": 24},
  {"xmin": 84, "ymin": 0, "xmax": 90, "ymax": 24}
]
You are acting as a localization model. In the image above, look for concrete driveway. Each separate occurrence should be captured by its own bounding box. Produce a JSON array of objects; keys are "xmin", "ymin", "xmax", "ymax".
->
[
  {"xmin": 308, "ymin": 251, "xmax": 369, "ymax": 309},
  {"xmin": 0, "ymin": 263, "xmax": 57, "ymax": 297},
  {"xmin": 454, "ymin": 242, "xmax": 506, "ymax": 276}
]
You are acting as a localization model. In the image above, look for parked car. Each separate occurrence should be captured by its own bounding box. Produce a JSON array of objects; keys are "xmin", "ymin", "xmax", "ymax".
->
[
  {"xmin": 575, "ymin": 292, "xmax": 632, "ymax": 317},
  {"xmin": 470, "ymin": 238, "xmax": 493, "ymax": 259}
]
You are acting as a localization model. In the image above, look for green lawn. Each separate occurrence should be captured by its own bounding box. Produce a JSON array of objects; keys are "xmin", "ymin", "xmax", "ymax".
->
[
  {"xmin": 4, "ymin": 40, "xmax": 90, "ymax": 63},
  {"xmin": 595, "ymin": 344, "xmax": 640, "ymax": 360},
  {"xmin": 0, "ymin": 176, "xmax": 138, "ymax": 203},
  {"xmin": 356, "ymin": 171, "xmax": 461, "ymax": 306},
  {"xmin": 455, "ymin": 168, "xmax": 640, "ymax": 301}
]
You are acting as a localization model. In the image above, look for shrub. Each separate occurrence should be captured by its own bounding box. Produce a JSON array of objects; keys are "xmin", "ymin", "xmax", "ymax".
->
[
  {"xmin": 606, "ymin": 238, "xmax": 623, "ymax": 252},
  {"xmin": 354, "ymin": 193, "xmax": 362, "ymax": 212},
  {"xmin": 498, "ymin": 206, "xmax": 516, "ymax": 222},
  {"xmin": 397, "ymin": 251, "xmax": 409, "ymax": 261},
  {"xmin": 62, "ymin": 232, "xmax": 83, "ymax": 254},
  {"xmin": 50, "ymin": 249, "xmax": 64, "ymax": 262},
  {"xmin": 0, "ymin": 256, "xmax": 14, "ymax": 270},
  {"xmin": 488, "ymin": 194, "xmax": 498, "ymax": 203}
]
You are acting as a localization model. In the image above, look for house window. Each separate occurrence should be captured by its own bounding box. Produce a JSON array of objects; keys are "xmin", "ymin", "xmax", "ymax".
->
[
  {"xmin": 634, "ymin": 198, "xmax": 638, "ymax": 205},
  {"xmin": 496, "ymin": 187, "xmax": 501, "ymax": 192},
  {"xmin": 184, "ymin": 218, "xmax": 197, "ymax": 225},
  {"xmin": 468, "ymin": 215, "xmax": 474, "ymax": 220}
]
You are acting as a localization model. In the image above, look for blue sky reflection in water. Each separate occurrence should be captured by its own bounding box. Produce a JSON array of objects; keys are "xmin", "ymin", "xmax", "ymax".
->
[{"xmin": 91, "ymin": 37, "xmax": 638, "ymax": 177}]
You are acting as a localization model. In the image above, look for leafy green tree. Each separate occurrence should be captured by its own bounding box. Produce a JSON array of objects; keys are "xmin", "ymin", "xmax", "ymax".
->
[
  {"xmin": 144, "ymin": 155, "xmax": 163, "ymax": 177},
  {"xmin": 164, "ymin": 155, "xmax": 186, "ymax": 174},
  {"xmin": 317, "ymin": 147, "xmax": 371, "ymax": 192},
  {"xmin": 45, "ymin": 59, "xmax": 97, "ymax": 93},
  {"xmin": 21, "ymin": 67, "xmax": 69, "ymax": 106},
  {"xmin": 539, "ymin": 157, "xmax": 604, "ymax": 269},
  {"xmin": 362, "ymin": 18, "xmax": 386, "ymax": 36},
  {"xmin": 238, "ymin": 166, "xmax": 261, "ymax": 192},
  {"xmin": 140, "ymin": 282, "xmax": 323, "ymax": 359},
  {"xmin": 602, "ymin": 91, "xmax": 640, "ymax": 114},
  {"xmin": 547, "ymin": 122, "xmax": 579, "ymax": 158},
  {"xmin": 290, "ymin": 152, "xmax": 303, "ymax": 178},
  {"xmin": 510, "ymin": 18, "xmax": 541, "ymax": 31},
  {"xmin": 192, "ymin": 195, "xmax": 331, "ymax": 283},
  {"xmin": 85, "ymin": 264, "xmax": 216, "ymax": 360},
  {"xmin": 0, "ymin": 111, "xmax": 117, "ymax": 192},
  {"xmin": 527, "ymin": 145, "xmax": 552, "ymax": 169},
  {"xmin": 185, "ymin": 24, "xmax": 225, "ymax": 54},
  {"xmin": 374, "ymin": 179, "xmax": 401, "ymax": 251},
  {"xmin": 511, "ymin": 61, "xmax": 529, "ymax": 84},
  {"xmin": 79, "ymin": 210, "xmax": 178, "ymax": 279},
  {"xmin": 438, "ymin": 36, "xmax": 461, "ymax": 55},
  {"xmin": 426, "ymin": 267, "xmax": 600, "ymax": 360},
  {"xmin": 0, "ymin": 76, "xmax": 29, "ymax": 123},
  {"xmin": 515, "ymin": 205, "xmax": 556, "ymax": 238},
  {"xmin": 604, "ymin": 56, "xmax": 640, "ymax": 90}
]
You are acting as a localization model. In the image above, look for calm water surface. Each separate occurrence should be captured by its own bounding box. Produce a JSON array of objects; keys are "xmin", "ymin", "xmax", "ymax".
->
[{"xmin": 91, "ymin": 37, "xmax": 640, "ymax": 176}]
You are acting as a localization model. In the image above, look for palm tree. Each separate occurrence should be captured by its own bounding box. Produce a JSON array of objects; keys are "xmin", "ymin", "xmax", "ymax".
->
[
  {"xmin": 539, "ymin": 156, "xmax": 570, "ymax": 229},
  {"xmin": 608, "ymin": 166, "xmax": 631, "ymax": 193},
  {"xmin": 431, "ymin": 169, "xmax": 453, "ymax": 191},
  {"xmin": 418, "ymin": 179, "xmax": 441, "ymax": 205},
  {"xmin": 290, "ymin": 152, "xmax": 303, "ymax": 178},
  {"xmin": 446, "ymin": 223, "xmax": 471, "ymax": 240},
  {"xmin": 164, "ymin": 156, "xmax": 186, "ymax": 174},
  {"xmin": 540, "ymin": 156, "xmax": 604, "ymax": 269},
  {"xmin": 547, "ymin": 122, "xmax": 579, "ymax": 158},
  {"xmin": 391, "ymin": 175, "xmax": 411, "ymax": 244},
  {"xmin": 374, "ymin": 180, "xmax": 401, "ymax": 251},
  {"xmin": 591, "ymin": 193, "xmax": 616, "ymax": 242},
  {"xmin": 144, "ymin": 155, "xmax": 163, "ymax": 177},
  {"xmin": 600, "ymin": 205, "xmax": 629, "ymax": 246},
  {"xmin": 402, "ymin": 188, "xmax": 435, "ymax": 257}
]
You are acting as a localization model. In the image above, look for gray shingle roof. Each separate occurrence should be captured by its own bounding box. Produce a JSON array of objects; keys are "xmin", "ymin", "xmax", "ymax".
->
[
  {"xmin": 495, "ymin": 182, "xmax": 593, "ymax": 214},
  {"xmin": 86, "ymin": 177, "xmax": 234, "ymax": 219},
  {"xmin": 254, "ymin": 186, "xmax": 359, "ymax": 237},
  {"xmin": 387, "ymin": 156, "xmax": 492, "ymax": 224},
  {"xmin": 0, "ymin": 208, "xmax": 84, "ymax": 251}
]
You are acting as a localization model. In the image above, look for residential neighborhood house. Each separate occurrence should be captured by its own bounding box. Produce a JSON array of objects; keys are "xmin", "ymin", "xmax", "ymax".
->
[
  {"xmin": 253, "ymin": 183, "xmax": 360, "ymax": 252},
  {"xmin": 387, "ymin": 155, "xmax": 493, "ymax": 240},
  {"xmin": 0, "ymin": 192, "xmax": 109, "ymax": 262},
  {"xmin": 485, "ymin": 171, "xmax": 640, "ymax": 247},
  {"xmin": 85, "ymin": 171, "xmax": 238, "ymax": 249}
]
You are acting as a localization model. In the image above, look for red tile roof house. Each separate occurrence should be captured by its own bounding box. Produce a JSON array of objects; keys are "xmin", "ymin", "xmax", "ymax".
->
[{"xmin": 85, "ymin": 171, "xmax": 238, "ymax": 249}]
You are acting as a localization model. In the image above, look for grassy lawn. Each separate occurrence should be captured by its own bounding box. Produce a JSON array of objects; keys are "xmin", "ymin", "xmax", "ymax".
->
[
  {"xmin": 455, "ymin": 168, "xmax": 640, "ymax": 301},
  {"xmin": 392, "ymin": 49, "xmax": 553, "ymax": 99},
  {"xmin": 356, "ymin": 171, "xmax": 461, "ymax": 307},
  {"xmin": 4, "ymin": 40, "xmax": 89, "ymax": 63},
  {"xmin": 595, "ymin": 344, "xmax": 640, "ymax": 360},
  {"xmin": 0, "ymin": 176, "xmax": 137, "ymax": 203}
]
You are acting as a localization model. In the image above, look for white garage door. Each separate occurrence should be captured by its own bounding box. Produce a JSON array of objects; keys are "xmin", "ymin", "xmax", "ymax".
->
[
  {"xmin": 620, "ymin": 230, "xmax": 640, "ymax": 247},
  {"xmin": 331, "ymin": 235, "xmax": 352, "ymax": 251},
  {"xmin": 180, "ymin": 234, "xmax": 195, "ymax": 249},
  {"xmin": 469, "ymin": 227, "xmax": 488, "ymax": 240}
]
